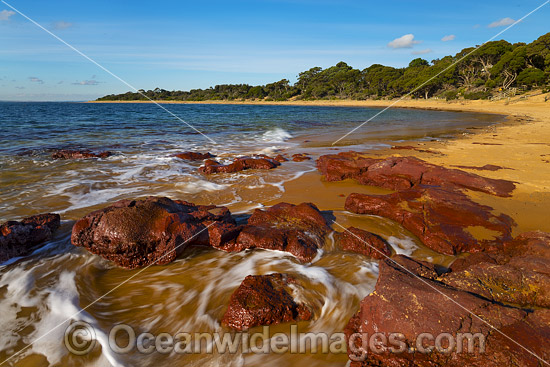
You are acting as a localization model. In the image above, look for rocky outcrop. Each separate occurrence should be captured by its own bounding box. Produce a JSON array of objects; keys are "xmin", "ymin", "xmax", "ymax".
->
[
  {"xmin": 232, "ymin": 202, "xmax": 331, "ymax": 262},
  {"xmin": 1, "ymin": 213, "xmax": 61, "ymax": 262},
  {"xmin": 71, "ymin": 197, "xmax": 237, "ymax": 269},
  {"xmin": 337, "ymin": 227, "xmax": 392, "ymax": 259},
  {"xmin": 222, "ymin": 273, "xmax": 312, "ymax": 330},
  {"xmin": 316, "ymin": 153, "xmax": 515, "ymax": 197},
  {"xmin": 291, "ymin": 153, "xmax": 311, "ymax": 162},
  {"xmin": 174, "ymin": 151, "xmax": 215, "ymax": 160},
  {"xmin": 72, "ymin": 198, "xmax": 331, "ymax": 267},
  {"xmin": 442, "ymin": 231, "xmax": 550, "ymax": 308},
  {"xmin": 345, "ymin": 251, "xmax": 550, "ymax": 367},
  {"xmin": 345, "ymin": 186, "xmax": 514, "ymax": 255},
  {"xmin": 52, "ymin": 149, "xmax": 112, "ymax": 159},
  {"xmin": 199, "ymin": 156, "xmax": 281, "ymax": 174}
]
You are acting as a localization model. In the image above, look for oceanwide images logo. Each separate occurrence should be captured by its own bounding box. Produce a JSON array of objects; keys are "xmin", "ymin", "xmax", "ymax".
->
[{"xmin": 64, "ymin": 321, "xmax": 486, "ymax": 359}]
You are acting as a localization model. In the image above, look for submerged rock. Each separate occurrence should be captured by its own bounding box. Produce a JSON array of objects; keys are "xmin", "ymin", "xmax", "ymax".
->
[
  {"xmin": 317, "ymin": 153, "xmax": 515, "ymax": 197},
  {"xmin": 345, "ymin": 253, "xmax": 550, "ymax": 366},
  {"xmin": 1, "ymin": 213, "xmax": 61, "ymax": 262},
  {"xmin": 199, "ymin": 156, "xmax": 281, "ymax": 174},
  {"xmin": 345, "ymin": 186, "xmax": 514, "ymax": 255},
  {"xmin": 174, "ymin": 151, "xmax": 215, "ymax": 160},
  {"xmin": 222, "ymin": 273, "xmax": 312, "ymax": 330},
  {"xmin": 291, "ymin": 153, "xmax": 311, "ymax": 162},
  {"xmin": 337, "ymin": 227, "xmax": 392, "ymax": 259},
  {"xmin": 71, "ymin": 197, "xmax": 237, "ymax": 269},
  {"xmin": 52, "ymin": 149, "xmax": 112, "ymax": 159}
]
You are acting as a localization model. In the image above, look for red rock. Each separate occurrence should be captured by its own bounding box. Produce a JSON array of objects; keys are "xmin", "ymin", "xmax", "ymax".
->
[
  {"xmin": 338, "ymin": 227, "xmax": 392, "ymax": 259},
  {"xmin": 345, "ymin": 186, "xmax": 514, "ymax": 255},
  {"xmin": 345, "ymin": 255, "xmax": 550, "ymax": 367},
  {"xmin": 317, "ymin": 153, "xmax": 515, "ymax": 197},
  {"xmin": 232, "ymin": 202, "xmax": 332, "ymax": 262},
  {"xmin": 443, "ymin": 231, "xmax": 550, "ymax": 308},
  {"xmin": 199, "ymin": 156, "xmax": 281, "ymax": 174},
  {"xmin": 174, "ymin": 152, "xmax": 215, "ymax": 160},
  {"xmin": 222, "ymin": 273, "xmax": 312, "ymax": 330},
  {"xmin": 274, "ymin": 154, "xmax": 288, "ymax": 162},
  {"xmin": 52, "ymin": 149, "xmax": 112, "ymax": 159},
  {"xmin": 1, "ymin": 213, "xmax": 61, "ymax": 262},
  {"xmin": 291, "ymin": 153, "xmax": 311, "ymax": 162},
  {"xmin": 71, "ymin": 197, "xmax": 237, "ymax": 269}
]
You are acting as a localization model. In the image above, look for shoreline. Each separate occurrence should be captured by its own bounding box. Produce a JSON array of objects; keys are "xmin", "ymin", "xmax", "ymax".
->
[{"xmin": 92, "ymin": 96, "xmax": 550, "ymax": 235}]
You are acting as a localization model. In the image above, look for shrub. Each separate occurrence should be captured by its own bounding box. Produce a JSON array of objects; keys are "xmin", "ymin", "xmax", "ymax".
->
[
  {"xmin": 464, "ymin": 91, "xmax": 492, "ymax": 100},
  {"xmin": 445, "ymin": 90, "xmax": 459, "ymax": 101}
]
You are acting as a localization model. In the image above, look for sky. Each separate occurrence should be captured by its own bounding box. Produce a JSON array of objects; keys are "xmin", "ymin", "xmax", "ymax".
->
[{"xmin": 0, "ymin": 0, "xmax": 548, "ymax": 101}]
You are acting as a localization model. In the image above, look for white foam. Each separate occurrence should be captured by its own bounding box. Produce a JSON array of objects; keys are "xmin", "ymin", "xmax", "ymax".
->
[
  {"xmin": 387, "ymin": 236, "xmax": 418, "ymax": 256},
  {"xmin": 261, "ymin": 128, "xmax": 292, "ymax": 143}
]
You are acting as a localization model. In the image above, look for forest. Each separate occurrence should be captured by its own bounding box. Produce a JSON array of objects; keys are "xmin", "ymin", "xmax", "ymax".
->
[{"xmin": 98, "ymin": 33, "xmax": 550, "ymax": 102}]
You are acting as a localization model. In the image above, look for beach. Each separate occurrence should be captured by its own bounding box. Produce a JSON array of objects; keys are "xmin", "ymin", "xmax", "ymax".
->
[{"xmin": 90, "ymin": 93, "xmax": 550, "ymax": 235}]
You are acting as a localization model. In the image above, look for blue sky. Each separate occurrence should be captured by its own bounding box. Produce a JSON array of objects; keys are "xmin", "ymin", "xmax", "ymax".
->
[{"xmin": 0, "ymin": 0, "xmax": 548, "ymax": 101}]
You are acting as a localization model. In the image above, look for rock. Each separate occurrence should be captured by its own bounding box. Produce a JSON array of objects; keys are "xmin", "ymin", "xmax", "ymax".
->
[
  {"xmin": 233, "ymin": 202, "xmax": 332, "ymax": 262},
  {"xmin": 345, "ymin": 254, "xmax": 550, "ymax": 367},
  {"xmin": 71, "ymin": 197, "xmax": 237, "ymax": 269},
  {"xmin": 317, "ymin": 153, "xmax": 515, "ymax": 197},
  {"xmin": 345, "ymin": 186, "xmax": 514, "ymax": 255},
  {"xmin": 52, "ymin": 149, "xmax": 112, "ymax": 159},
  {"xmin": 222, "ymin": 273, "xmax": 312, "ymax": 330},
  {"xmin": 338, "ymin": 227, "xmax": 392, "ymax": 259},
  {"xmin": 442, "ymin": 231, "xmax": 550, "ymax": 308},
  {"xmin": 174, "ymin": 152, "xmax": 215, "ymax": 160},
  {"xmin": 274, "ymin": 154, "xmax": 288, "ymax": 162},
  {"xmin": 1, "ymin": 213, "xmax": 61, "ymax": 262},
  {"xmin": 291, "ymin": 153, "xmax": 311, "ymax": 162},
  {"xmin": 199, "ymin": 156, "xmax": 281, "ymax": 174}
]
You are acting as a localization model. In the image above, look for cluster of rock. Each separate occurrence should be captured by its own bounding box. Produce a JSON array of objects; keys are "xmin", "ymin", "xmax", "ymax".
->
[
  {"xmin": 5, "ymin": 149, "xmax": 550, "ymax": 365},
  {"xmin": 317, "ymin": 152, "xmax": 550, "ymax": 365}
]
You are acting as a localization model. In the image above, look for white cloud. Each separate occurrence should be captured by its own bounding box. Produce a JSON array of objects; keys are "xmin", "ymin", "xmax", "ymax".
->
[
  {"xmin": 488, "ymin": 17, "xmax": 516, "ymax": 28},
  {"xmin": 52, "ymin": 21, "xmax": 73, "ymax": 30},
  {"xmin": 0, "ymin": 9, "xmax": 15, "ymax": 21},
  {"xmin": 72, "ymin": 80, "xmax": 100, "ymax": 85},
  {"xmin": 28, "ymin": 76, "xmax": 44, "ymax": 84},
  {"xmin": 441, "ymin": 34, "xmax": 456, "ymax": 42},
  {"xmin": 412, "ymin": 48, "xmax": 432, "ymax": 55},
  {"xmin": 387, "ymin": 34, "xmax": 421, "ymax": 49}
]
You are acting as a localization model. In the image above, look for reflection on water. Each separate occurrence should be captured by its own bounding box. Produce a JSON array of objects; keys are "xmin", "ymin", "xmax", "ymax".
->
[{"xmin": 0, "ymin": 103, "xmax": 498, "ymax": 366}]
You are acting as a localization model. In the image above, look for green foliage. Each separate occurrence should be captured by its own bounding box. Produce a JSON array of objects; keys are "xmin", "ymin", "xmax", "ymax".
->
[
  {"xmin": 464, "ymin": 91, "xmax": 491, "ymax": 100},
  {"xmin": 517, "ymin": 68, "xmax": 546, "ymax": 87},
  {"xmin": 97, "ymin": 32, "xmax": 550, "ymax": 102}
]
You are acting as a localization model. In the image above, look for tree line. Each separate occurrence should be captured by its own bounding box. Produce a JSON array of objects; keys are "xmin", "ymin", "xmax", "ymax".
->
[{"xmin": 98, "ymin": 33, "xmax": 550, "ymax": 102}]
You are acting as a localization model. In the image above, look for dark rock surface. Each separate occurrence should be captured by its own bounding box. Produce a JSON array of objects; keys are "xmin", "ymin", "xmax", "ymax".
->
[
  {"xmin": 337, "ymin": 227, "xmax": 392, "ymax": 259},
  {"xmin": 222, "ymin": 273, "xmax": 312, "ymax": 330},
  {"xmin": 345, "ymin": 252, "xmax": 550, "ymax": 367},
  {"xmin": 52, "ymin": 149, "xmax": 112, "ymax": 159},
  {"xmin": 233, "ymin": 202, "xmax": 331, "ymax": 262},
  {"xmin": 1, "ymin": 213, "xmax": 61, "ymax": 262},
  {"xmin": 317, "ymin": 153, "xmax": 515, "ymax": 197},
  {"xmin": 291, "ymin": 153, "xmax": 312, "ymax": 162},
  {"xmin": 199, "ymin": 156, "xmax": 281, "ymax": 174},
  {"xmin": 174, "ymin": 151, "xmax": 215, "ymax": 160},
  {"xmin": 71, "ymin": 197, "xmax": 236, "ymax": 269},
  {"xmin": 72, "ymin": 198, "xmax": 331, "ymax": 267},
  {"xmin": 345, "ymin": 186, "xmax": 514, "ymax": 255}
]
